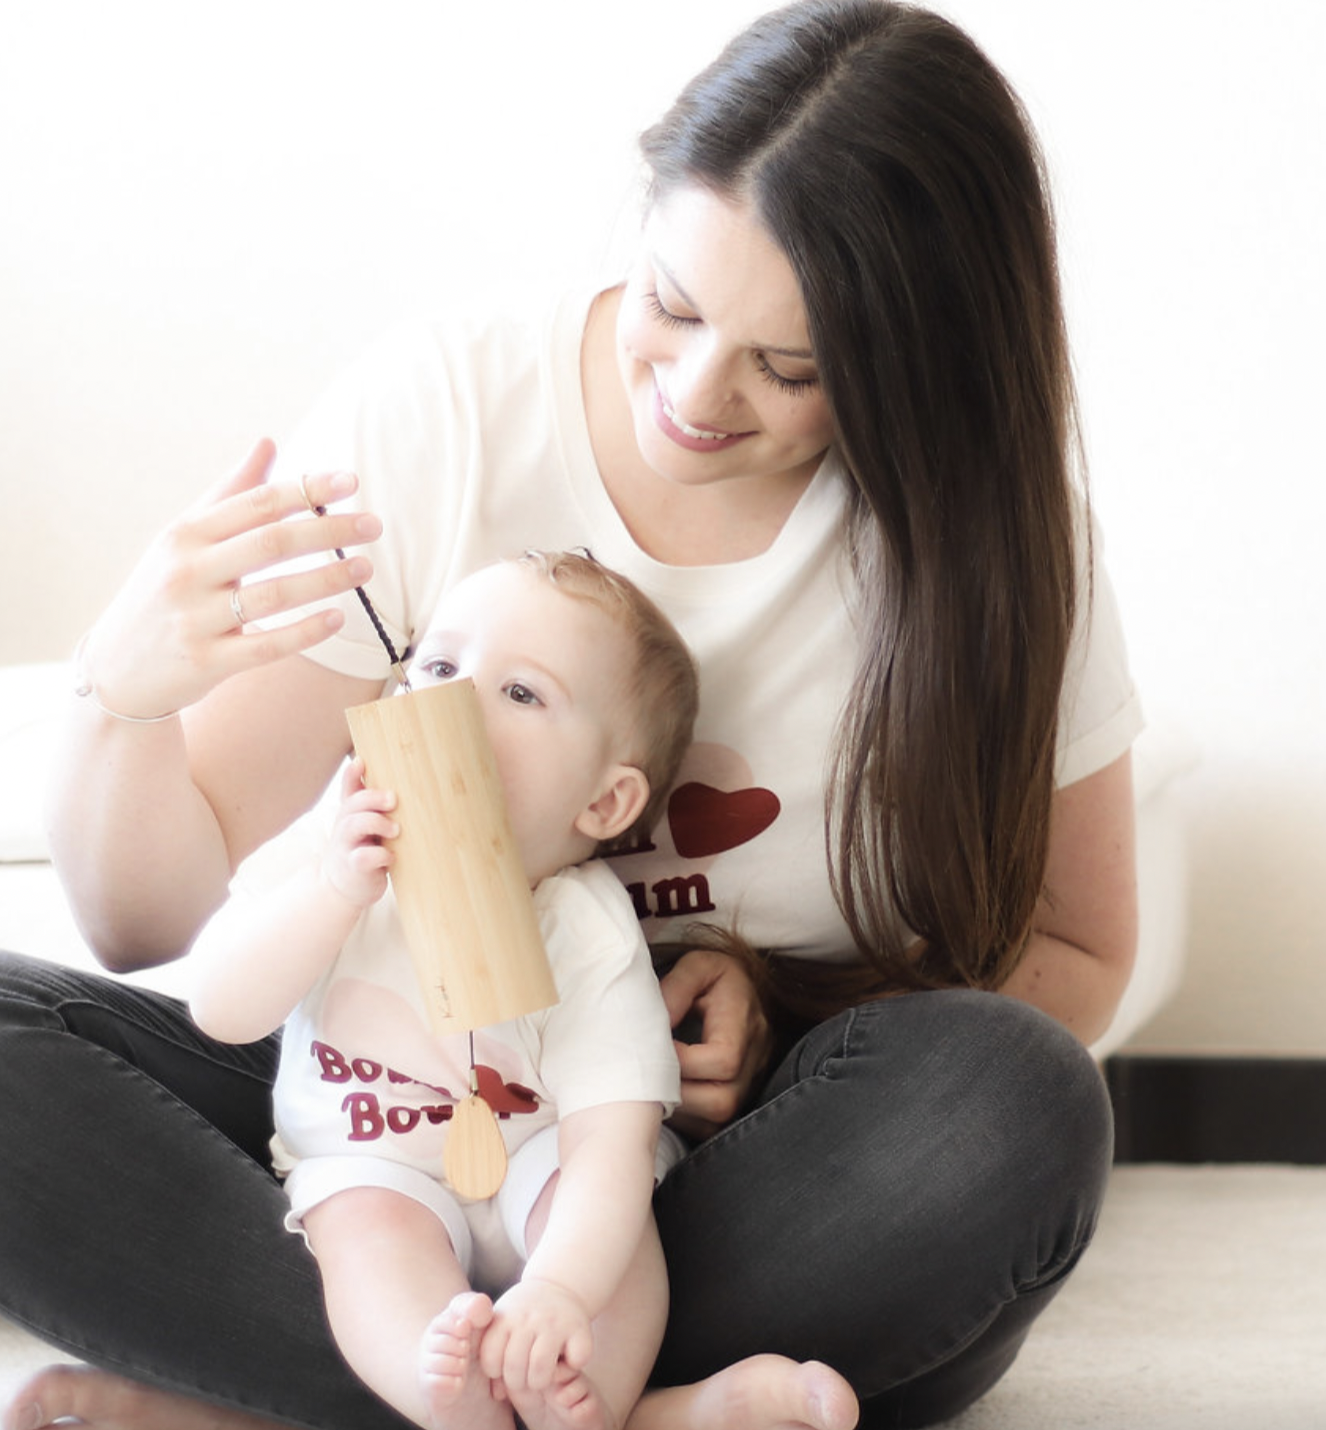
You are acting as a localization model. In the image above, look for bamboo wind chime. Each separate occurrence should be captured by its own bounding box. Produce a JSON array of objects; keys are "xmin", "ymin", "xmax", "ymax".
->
[{"xmin": 307, "ymin": 483, "xmax": 557, "ymax": 1199}]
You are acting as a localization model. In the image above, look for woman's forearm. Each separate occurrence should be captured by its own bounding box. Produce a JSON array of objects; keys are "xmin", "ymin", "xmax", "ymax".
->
[
  {"xmin": 999, "ymin": 929, "xmax": 1135, "ymax": 1047},
  {"xmin": 47, "ymin": 705, "xmax": 234, "ymax": 970},
  {"xmin": 49, "ymin": 657, "xmax": 378, "ymax": 972},
  {"xmin": 1003, "ymin": 753, "xmax": 1139, "ymax": 1046}
]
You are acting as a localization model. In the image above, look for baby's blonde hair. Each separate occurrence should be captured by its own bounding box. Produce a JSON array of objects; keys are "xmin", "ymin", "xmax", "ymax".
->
[{"xmin": 515, "ymin": 550, "xmax": 698, "ymax": 838}]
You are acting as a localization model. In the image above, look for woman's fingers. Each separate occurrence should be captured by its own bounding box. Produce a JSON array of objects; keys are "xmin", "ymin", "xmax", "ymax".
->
[
  {"xmin": 182, "ymin": 436, "xmax": 278, "ymax": 520},
  {"xmin": 166, "ymin": 449, "xmax": 385, "ymax": 639},
  {"xmin": 190, "ymin": 485, "xmax": 381, "ymax": 590},
  {"xmin": 221, "ymin": 551, "xmax": 374, "ymax": 631},
  {"xmin": 187, "ymin": 452, "xmax": 351, "ymax": 541},
  {"xmin": 216, "ymin": 605, "xmax": 347, "ymax": 669},
  {"xmin": 77, "ymin": 445, "xmax": 388, "ymax": 721},
  {"xmin": 659, "ymin": 947, "xmax": 774, "ymax": 1139}
]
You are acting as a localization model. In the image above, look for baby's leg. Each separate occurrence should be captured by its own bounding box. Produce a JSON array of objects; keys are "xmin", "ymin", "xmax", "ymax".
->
[
  {"xmin": 509, "ymin": 1179, "xmax": 668, "ymax": 1430},
  {"xmin": 570, "ymin": 1216, "xmax": 669, "ymax": 1430},
  {"xmin": 302, "ymin": 1185, "xmax": 511, "ymax": 1430}
]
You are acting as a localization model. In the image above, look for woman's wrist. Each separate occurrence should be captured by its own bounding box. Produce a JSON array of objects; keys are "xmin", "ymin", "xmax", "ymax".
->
[{"xmin": 72, "ymin": 631, "xmax": 181, "ymax": 724}]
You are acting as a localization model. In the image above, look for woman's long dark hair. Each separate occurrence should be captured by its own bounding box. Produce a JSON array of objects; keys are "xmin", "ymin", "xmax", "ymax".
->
[{"xmin": 642, "ymin": 0, "xmax": 1083, "ymax": 997}]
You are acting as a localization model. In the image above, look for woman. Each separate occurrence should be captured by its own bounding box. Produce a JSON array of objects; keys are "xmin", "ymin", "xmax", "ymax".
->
[{"xmin": 0, "ymin": 3, "xmax": 1139, "ymax": 1428}]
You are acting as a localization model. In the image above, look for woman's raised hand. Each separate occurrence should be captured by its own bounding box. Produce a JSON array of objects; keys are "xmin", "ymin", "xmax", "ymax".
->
[{"xmin": 78, "ymin": 439, "xmax": 382, "ymax": 721}]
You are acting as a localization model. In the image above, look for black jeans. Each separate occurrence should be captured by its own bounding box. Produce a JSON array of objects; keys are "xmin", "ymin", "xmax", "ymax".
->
[{"xmin": 0, "ymin": 950, "xmax": 1112, "ymax": 1429}]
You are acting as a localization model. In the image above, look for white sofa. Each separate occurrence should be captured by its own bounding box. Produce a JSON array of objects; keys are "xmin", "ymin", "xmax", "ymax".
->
[{"xmin": 0, "ymin": 661, "xmax": 1194, "ymax": 1052}]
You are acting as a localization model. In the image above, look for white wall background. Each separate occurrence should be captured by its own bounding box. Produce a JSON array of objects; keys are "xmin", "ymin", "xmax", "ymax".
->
[{"xmin": 2, "ymin": 2, "xmax": 1323, "ymax": 1054}]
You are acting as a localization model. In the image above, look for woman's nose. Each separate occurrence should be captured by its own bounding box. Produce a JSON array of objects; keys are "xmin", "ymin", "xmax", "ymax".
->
[{"xmin": 664, "ymin": 338, "xmax": 737, "ymax": 423}]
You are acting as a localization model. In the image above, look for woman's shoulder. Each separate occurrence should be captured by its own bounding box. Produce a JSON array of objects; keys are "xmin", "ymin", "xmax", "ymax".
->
[{"xmin": 279, "ymin": 282, "xmax": 598, "ymax": 513}]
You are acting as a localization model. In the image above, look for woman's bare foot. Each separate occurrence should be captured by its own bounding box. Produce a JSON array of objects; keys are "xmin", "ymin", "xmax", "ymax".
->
[
  {"xmin": 2, "ymin": 1363, "xmax": 282, "ymax": 1430},
  {"xmin": 625, "ymin": 1355, "xmax": 859, "ymax": 1430},
  {"xmin": 507, "ymin": 1361, "xmax": 611, "ymax": 1430},
  {"xmin": 420, "ymin": 1291, "xmax": 514, "ymax": 1430}
]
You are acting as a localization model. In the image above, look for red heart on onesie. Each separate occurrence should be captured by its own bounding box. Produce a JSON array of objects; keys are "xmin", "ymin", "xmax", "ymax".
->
[{"xmin": 667, "ymin": 782, "xmax": 781, "ymax": 859}]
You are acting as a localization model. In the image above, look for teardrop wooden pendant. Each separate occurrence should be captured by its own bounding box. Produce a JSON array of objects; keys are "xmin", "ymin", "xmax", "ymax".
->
[{"xmin": 445, "ymin": 1092, "xmax": 508, "ymax": 1200}]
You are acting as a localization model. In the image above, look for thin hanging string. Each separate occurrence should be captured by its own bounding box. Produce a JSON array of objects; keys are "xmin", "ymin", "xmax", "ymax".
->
[
  {"xmin": 306, "ymin": 489, "xmax": 411, "ymax": 690},
  {"xmin": 308, "ymin": 484, "xmax": 500, "ymax": 1113}
]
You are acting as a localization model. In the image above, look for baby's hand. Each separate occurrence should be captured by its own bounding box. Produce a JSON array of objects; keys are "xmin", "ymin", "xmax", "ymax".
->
[
  {"xmin": 480, "ymin": 1277, "xmax": 592, "ymax": 1395},
  {"xmin": 322, "ymin": 758, "xmax": 398, "ymax": 907}
]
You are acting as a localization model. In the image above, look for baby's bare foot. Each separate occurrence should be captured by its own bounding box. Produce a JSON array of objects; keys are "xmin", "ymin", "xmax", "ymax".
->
[
  {"xmin": 626, "ymin": 1354, "xmax": 859, "ymax": 1430},
  {"xmin": 508, "ymin": 1362, "xmax": 612, "ymax": 1430},
  {"xmin": 420, "ymin": 1292, "xmax": 513, "ymax": 1430}
]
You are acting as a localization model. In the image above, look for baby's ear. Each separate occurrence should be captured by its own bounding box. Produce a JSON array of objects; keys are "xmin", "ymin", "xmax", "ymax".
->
[{"xmin": 575, "ymin": 765, "xmax": 650, "ymax": 843}]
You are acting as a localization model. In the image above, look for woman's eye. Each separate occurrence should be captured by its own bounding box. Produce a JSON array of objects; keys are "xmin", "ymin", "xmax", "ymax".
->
[
  {"xmin": 645, "ymin": 289, "xmax": 698, "ymax": 330},
  {"xmin": 505, "ymin": 683, "xmax": 541, "ymax": 707},
  {"xmin": 755, "ymin": 353, "xmax": 820, "ymax": 397}
]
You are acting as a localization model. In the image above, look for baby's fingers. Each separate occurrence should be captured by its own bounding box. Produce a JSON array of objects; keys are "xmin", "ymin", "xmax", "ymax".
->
[
  {"xmin": 339, "ymin": 758, "xmax": 368, "ymax": 800},
  {"xmin": 357, "ymin": 822, "xmax": 400, "ymax": 856},
  {"xmin": 522, "ymin": 1331, "xmax": 565, "ymax": 1390},
  {"xmin": 338, "ymin": 762, "xmax": 397, "ymax": 813},
  {"xmin": 478, "ymin": 1322, "xmax": 511, "ymax": 1384},
  {"xmin": 563, "ymin": 1324, "xmax": 593, "ymax": 1371}
]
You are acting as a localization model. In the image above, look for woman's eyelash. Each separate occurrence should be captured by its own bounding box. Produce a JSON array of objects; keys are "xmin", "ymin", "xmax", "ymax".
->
[
  {"xmin": 755, "ymin": 355, "xmax": 819, "ymax": 396},
  {"xmin": 645, "ymin": 289, "xmax": 696, "ymax": 330},
  {"xmin": 646, "ymin": 289, "xmax": 819, "ymax": 397}
]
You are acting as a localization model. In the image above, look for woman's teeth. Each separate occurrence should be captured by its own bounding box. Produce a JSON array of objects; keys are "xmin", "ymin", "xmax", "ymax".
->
[{"xmin": 662, "ymin": 398, "xmax": 735, "ymax": 441}]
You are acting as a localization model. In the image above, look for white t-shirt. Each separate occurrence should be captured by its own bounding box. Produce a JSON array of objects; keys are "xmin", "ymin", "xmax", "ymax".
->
[
  {"xmin": 271, "ymin": 859, "xmax": 680, "ymax": 1180},
  {"xmin": 270, "ymin": 289, "xmax": 1143, "ymax": 959}
]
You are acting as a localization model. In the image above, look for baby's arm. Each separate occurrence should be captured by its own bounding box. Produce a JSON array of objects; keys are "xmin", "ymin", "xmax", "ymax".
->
[
  {"xmin": 189, "ymin": 758, "xmax": 397, "ymax": 1043},
  {"xmin": 479, "ymin": 1100, "xmax": 663, "ymax": 1391}
]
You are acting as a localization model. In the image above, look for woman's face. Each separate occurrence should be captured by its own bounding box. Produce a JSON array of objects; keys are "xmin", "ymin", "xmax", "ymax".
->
[{"xmin": 616, "ymin": 185, "xmax": 834, "ymax": 494}]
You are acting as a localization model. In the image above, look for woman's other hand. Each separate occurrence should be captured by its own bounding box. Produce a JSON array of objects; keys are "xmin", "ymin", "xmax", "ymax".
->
[
  {"xmin": 660, "ymin": 948, "xmax": 773, "ymax": 1141},
  {"xmin": 78, "ymin": 439, "xmax": 382, "ymax": 721}
]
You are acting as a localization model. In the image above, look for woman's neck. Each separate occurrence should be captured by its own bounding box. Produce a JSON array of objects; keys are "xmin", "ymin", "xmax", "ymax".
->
[{"xmin": 580, "ymin": 287, "xmax": 815, "ymax": 567}]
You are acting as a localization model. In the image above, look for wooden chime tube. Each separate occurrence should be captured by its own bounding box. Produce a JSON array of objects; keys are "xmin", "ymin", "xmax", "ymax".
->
[{"xmin": 346, "ymin": 680, "xmax": 558, "ymax": 1037}]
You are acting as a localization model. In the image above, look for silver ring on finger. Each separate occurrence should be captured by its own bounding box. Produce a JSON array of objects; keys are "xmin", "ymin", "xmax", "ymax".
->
[{"xmin": 230, "ymin": 586, "xmax": 247, "ymax": 629}]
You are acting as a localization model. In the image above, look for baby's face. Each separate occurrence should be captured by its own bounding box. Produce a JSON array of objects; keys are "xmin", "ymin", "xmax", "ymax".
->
[{"xmin": 410, "ymin": 563, "xmax": 636, "ymax": 883}]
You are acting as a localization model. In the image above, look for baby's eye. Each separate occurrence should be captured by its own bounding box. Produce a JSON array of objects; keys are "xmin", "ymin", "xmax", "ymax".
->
[
  {"xmin": 419, "ymin": 657, "xmax": 458, "ymax": 681},
  {"xmin": 504, "ymin": 682, "xmax": 541, "ymax": 707}
]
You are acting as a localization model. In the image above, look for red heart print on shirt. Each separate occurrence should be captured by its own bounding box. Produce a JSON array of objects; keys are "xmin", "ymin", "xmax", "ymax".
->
[{"xmin": 667, "ymin": 781, "xmax": 781, "ymax": 859}]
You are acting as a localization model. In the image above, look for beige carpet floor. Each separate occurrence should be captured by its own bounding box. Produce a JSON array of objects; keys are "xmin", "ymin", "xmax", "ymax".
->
[
  {"xmin": 3, "ymin": 1164, "xmax": 1324, "ymax": 1427},
  {"xmin": 951, "ymin": 1164, "xmax": 1326, "ymax": 1429}
]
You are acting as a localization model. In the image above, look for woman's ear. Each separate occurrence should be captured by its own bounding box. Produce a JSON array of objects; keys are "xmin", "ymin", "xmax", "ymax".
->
[{"xmin": 575, "ymin": 765, "xmax": 650, "ymax": 843}]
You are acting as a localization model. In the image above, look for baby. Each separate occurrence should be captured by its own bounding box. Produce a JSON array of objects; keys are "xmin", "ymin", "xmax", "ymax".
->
[{"xmin": 190, "ymin": 550, "xmax": 699, "ymax": 1430}]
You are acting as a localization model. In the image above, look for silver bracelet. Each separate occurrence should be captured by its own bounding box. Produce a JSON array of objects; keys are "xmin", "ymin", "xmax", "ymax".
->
[{"xmin": 72, "ymin": 633, "xmax": 180, "ymax": 724}]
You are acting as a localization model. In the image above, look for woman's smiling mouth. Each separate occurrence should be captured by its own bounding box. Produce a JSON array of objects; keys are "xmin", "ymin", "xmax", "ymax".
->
[{"xmin": 652, "ymin": 385, "xmax": 750, "ymax": 451}]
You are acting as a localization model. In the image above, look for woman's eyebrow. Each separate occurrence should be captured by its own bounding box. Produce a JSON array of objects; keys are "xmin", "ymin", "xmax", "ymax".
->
[{"xmin": 652, "ymin": 255, "xmax": 816, "ymax": 362}]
